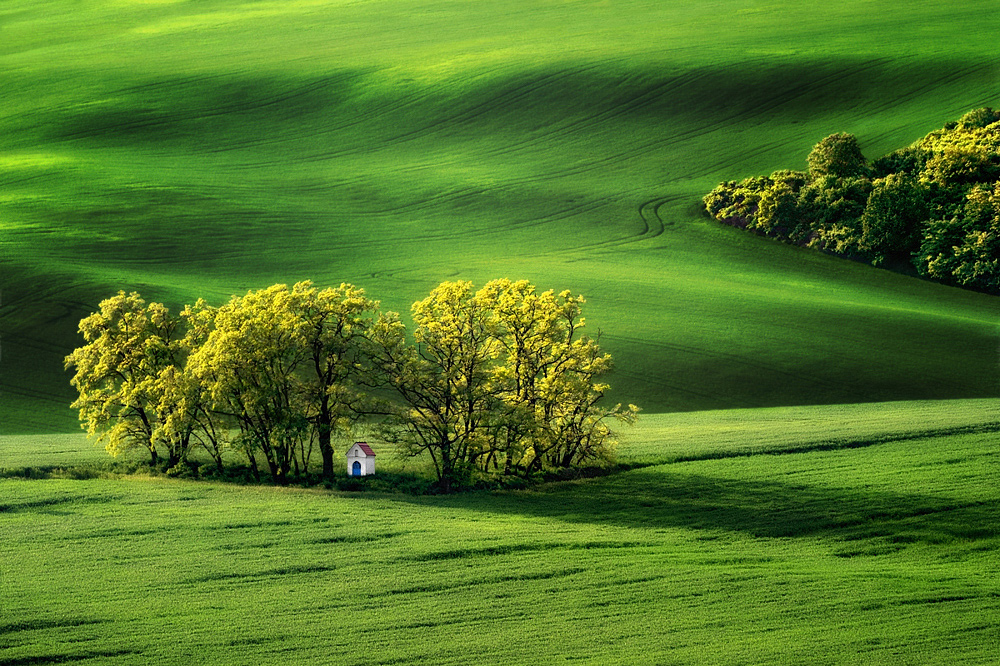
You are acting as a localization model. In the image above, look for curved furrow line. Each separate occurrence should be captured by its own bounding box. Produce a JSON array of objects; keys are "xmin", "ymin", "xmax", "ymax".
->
[
  {"xmin": 650, "ymin": 198, "xmax": 674, "ymax": 236},
  {"xmin": 468, "ymin": 57, "xmax": 897, "ymax": 187},
  {"xmin": 691, "ymin": 59, "xmax": 996, "ymax": 186},
  {"xmin": 690, "ymin": 136, "xmax": 807, "ymax": 180},
  {"xmin": 50, "ymin": 75, "xmax": 347, "ymax": 142},
  {"xmin": 377, "ymin": 196, "xmax": 617, "ymax": 249},
  {"xmin": 3, "ymin": 333, "xmax": 76, "ymax": 358},
  {"xmin": 242, "ymin": 62, "xmax": 618, "ymax": 166},
  {"xmin": 0, "ymin": 171, "xmax": 61, "ymax": 189},
  {"xmin": 637, "ymin": 196, "xmax": 676, "ymax": 239},
  {"xmin": 0, "ymin": 71, "xmax": 223, "ymax": 128},
  {"xmin": 636, "ymin": 201, "xmax": 653, "ymax": 236},
  {"xmin": 104, "ymin": 196, "xmax": 618, "ymax": 269},
  {"xmin": 251, "ymin": 181, "xmax": 506, "ymax": 220},
  {"xmin": 346, "ymin": 196, "xmax": 619, "ymax": 249},
  {"xmin": 535, "ymin": 58, "xmax": 773, "ymax": 152},
  {"xmin": 473, "ymin": 54, "xmax": 873, "ymax": 165},
  {"xmin": 176, "ymin": 59, "xmax": 792, "ymax": 170},
  {"xmin": 560, "ymin": 208, "xmax": 656, "ymax": 254},
  {"xmin": 711, "ymin": 57, "xmax": 899, "ymax": 129},
  {"xmin": 44, "ymin": 70, "xmax": 440, "ymax": 154},
  {"xmin": 0, "ymin": 384, "xmax": 71, "ymax": 405},
  {"xmin": 611, "ymin": 366, "xmax": 737, "ymax": 406}
]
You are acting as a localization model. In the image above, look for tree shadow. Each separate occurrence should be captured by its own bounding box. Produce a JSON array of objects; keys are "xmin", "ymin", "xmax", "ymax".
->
[{"xmin": 393, "ymin": 466, "xmax": 998, "ymax": 553}]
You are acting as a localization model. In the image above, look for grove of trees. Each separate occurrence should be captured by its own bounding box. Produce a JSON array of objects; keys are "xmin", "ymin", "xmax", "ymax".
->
[
  {"xmin": 703, "ymin": 108, "xmax": 1000, "ymax": 294},
  {"xmin": 64, "ymin": 279, "xmax": 638, "ymax": 491}
]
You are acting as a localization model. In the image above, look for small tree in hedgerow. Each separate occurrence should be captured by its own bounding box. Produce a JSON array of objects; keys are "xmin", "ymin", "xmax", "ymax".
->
[
  {"xmin": 288, "ymin": 281, "xmax": 380, "ymax": 481},
  {"xmin": 807, "ymin": 133, "xmax": 868, "ymax": 179},
  {"xmin": 859, "ymin": 173, "xmax": 928, "ymax": 265},
  {"xmin": 186, "ymin": 285, "xmax": 310, "ymax": 484},
  {"xmin": 481, "ymin": 279, "xmax": 637, "ymax": 477}
]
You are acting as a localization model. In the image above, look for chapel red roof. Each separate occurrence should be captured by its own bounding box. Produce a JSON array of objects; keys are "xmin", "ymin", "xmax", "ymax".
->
[{"xmin": 355, "ymin": 442, "xmax": 376, "ymax": 456}]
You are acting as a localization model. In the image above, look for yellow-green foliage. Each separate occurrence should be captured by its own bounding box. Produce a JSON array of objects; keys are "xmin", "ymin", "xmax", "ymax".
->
[
  {"xmin": 66, "ymin": 279, "xmax": 635, "ymax": 488},
  {"xmin": 64, "ymin": 291, "xmax": 186, "ymax": 465},
  {"xmin": 371, "ymin": 279, "xmax": 637, "ymax": 490},
  {"xmin": 704, "ymin": 109, "xmax": 1000, "ymax": 291}
]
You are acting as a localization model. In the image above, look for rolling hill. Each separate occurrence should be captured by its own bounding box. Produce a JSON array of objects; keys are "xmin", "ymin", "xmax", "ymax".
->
[{"xmin": 1, "ymin": 0, "xmax": 998, "ymax": 433}]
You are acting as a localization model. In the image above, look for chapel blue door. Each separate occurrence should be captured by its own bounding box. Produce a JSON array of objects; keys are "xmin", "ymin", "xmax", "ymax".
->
[{"xmin": 352, "ymin": 461, "xmax": 361, "ymax": 477}]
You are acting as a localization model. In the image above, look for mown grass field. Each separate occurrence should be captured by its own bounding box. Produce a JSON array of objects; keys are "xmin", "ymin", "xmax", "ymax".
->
[
  {"xmin": 3, "ymin": 403, "xmax": 999, "ymax": 664},
  {"xmin": 2, "ymin": 0, "xmax": 998, "ymax": 432}
]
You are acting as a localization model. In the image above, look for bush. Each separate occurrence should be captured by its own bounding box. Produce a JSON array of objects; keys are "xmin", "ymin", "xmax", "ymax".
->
[
  {"xmin": 957, "ymin": 107, "xmax": 1000, "ymax": 130},
  {"xmin": 703, "ymin": 109, "xmax": 1000, "ymax": 293},
  {"xmin": 807, "ymin": 133, "xmax": 868, "ymax": 179},
  {"xmin": 870, "ymin": 147, "xmax": 928, "ymax": 179},
  {"xmin": 860, "ymin": 174, "xmax": 928, "ymax": 265},
  {"xmin": 917, "ymin": 184, "xmax": 1000, "ymax": 293},
  {"xmin": 797, "ymin": 175, "xmax": 873, "ymax": 253}
]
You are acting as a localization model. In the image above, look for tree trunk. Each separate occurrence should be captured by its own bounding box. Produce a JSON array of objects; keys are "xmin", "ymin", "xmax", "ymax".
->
[
  {"xmin": 318, "ymin": 416, "xmax": 334, "ymax": 481},
  {"xmin": 248, "ymin": 452, "xmax": 260, "ymax": 482}
]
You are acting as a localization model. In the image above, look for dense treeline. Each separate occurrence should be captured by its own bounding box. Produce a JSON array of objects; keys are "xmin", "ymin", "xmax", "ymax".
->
[
  {"xmin": 64, "ymin": 280, "xmax": 637, "ymax": 491},
  {"xmin": 704, "ymin": 108, "xmax": 1000, "ymax": 293}
]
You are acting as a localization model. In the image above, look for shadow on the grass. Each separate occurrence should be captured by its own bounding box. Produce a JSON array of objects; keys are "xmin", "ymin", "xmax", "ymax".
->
[{"xmin": 389, "ymin": 464, "xmax": 998, "ymax": 554}]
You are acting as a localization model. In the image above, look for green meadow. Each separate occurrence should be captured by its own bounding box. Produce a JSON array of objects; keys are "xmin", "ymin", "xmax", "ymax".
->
[
  {"xmin": 3, "ymin": 403, "xmax": 1000, "ymax": 664},
  {"xmin": 2, "ymin": 0, "xmax": 1000, "ymax": 662}
]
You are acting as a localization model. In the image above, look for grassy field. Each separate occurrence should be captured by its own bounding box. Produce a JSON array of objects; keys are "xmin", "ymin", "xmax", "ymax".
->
[
  {"xmin": 2, "ymin": 0, "xmax": 998, "ymax": 433},
  {"xmin": 2, "ymin": 2, "xmax": 999, "ymax": 662},
  {"xmin": 2, "ymin": 404, "xmax": 999, "ymax": 664}
]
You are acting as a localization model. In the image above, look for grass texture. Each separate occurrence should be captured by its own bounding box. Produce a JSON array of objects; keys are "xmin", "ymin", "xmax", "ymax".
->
[
  {"xmin": 1, "ymin": 0, "xmax": 998, "ymax": 433},
  {"xmin": 2, "ymin": 402, "xmax": 999, "ymax": 664}
]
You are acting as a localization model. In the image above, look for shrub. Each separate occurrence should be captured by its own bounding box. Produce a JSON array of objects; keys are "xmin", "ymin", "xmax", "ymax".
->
[
  {"xmin": 807, "ymin": 133, "xmax": 868, "ymax": 179},
  {"xmin": 957, "ymin": 107, "xmax": 1000, "ymax": 130},
  {"xmin": 917, "ymin": 183, "xmax": 1000, "ymax": 293},
  {"xmin": 860, "ymin": 174, "xmax": 928, "ymax": 265}
]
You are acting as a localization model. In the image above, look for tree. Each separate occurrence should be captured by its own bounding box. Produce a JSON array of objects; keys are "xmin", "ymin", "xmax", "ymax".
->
[
  {"xmin": 796, "ymin": 175, "xmax": 873, "ymax": 253},
  {"xmin": 371, "ymin": 279, "xmax": 638, "ymax": 490},
  {"xmin": 918, "ymin": 183, "xmax": 1000, "ymax": 293},
  {"xmin": 870, "ymin": 147, "xmax": 928, "ymax": 179},
  {"xmin": 755, "ymin": 172, "xmax": 807, "ymax": 238},
  {"xmin": 288, "ymin": 281, "xmax": 380, "ymax": 481},
  {"xmin": 167, "ymin": 298, "xmax": 229, "ymax": 475},
  {"xmin": 64, "ymin": 291, "xmax": 187, "ymax": 466},
  {"xmin": 370, "ymin": 281, "xmax": 500, "ymax": 491},
  {"xmin": 859, "ymin": 173, "xmax": 928, "ymax": 265},
  {"xmin": 957, "ymin": 107, "xmax": 1000, "ymax": 130},
  {"xmin": 186, "ymin": 285, "xmax": 309, "ymax": 484},
  {"xmin": 702, "ymin": 176, "xmax": 773, "ymax": 229},
  {"xmin": 481, "ymin": 279, "xmax": 636, "ymax": 476},
  {"xmin": 807, "ymin": 133, "xmax": 868, "ymax": 179}
]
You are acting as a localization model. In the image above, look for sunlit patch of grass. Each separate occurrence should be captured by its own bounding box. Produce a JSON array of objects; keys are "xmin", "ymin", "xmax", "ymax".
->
[{"xmin": 1, "ymin": 412, "xmax": 998, "ymax": 663}]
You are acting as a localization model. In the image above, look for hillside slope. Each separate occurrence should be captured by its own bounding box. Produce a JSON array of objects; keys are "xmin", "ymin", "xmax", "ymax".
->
[{"xmin": 1, "ymin": 0, "xmax": 998, "ymax": 433}]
